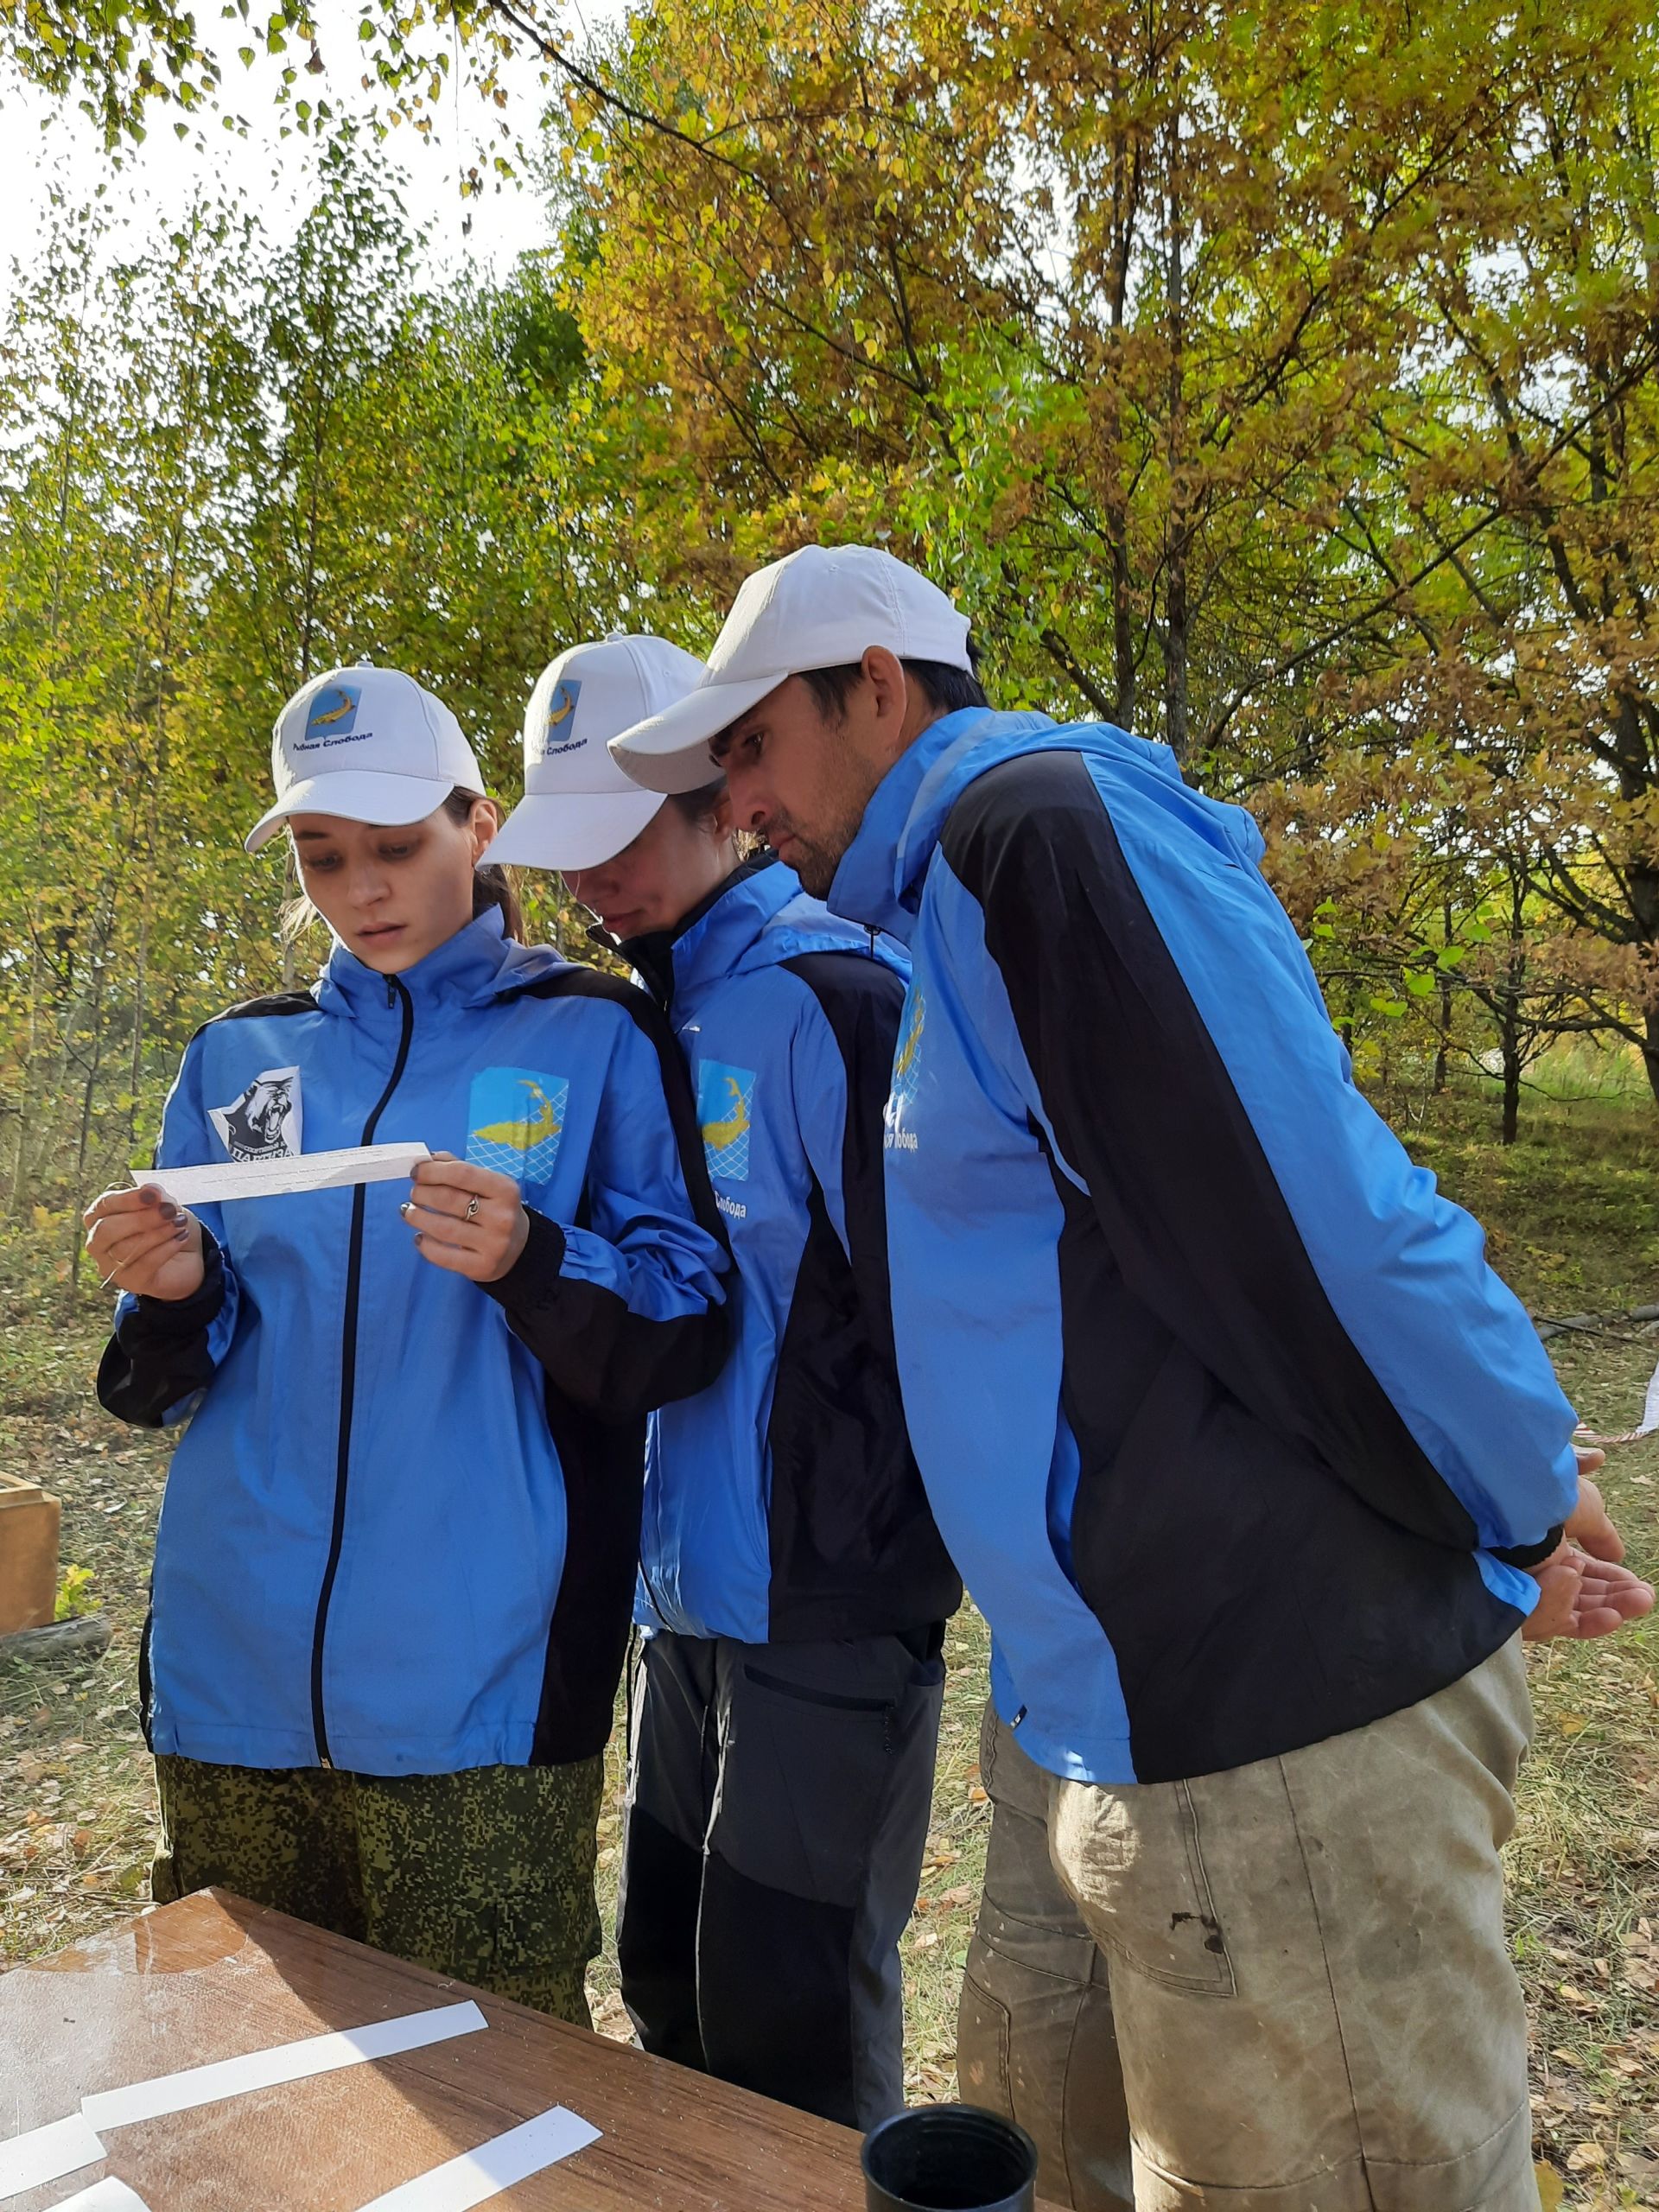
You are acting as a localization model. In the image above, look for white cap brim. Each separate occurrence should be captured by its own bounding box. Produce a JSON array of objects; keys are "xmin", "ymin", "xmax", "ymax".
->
[
  {"xmin": 487, "ymin": 787, "xmax": 666, "ymax": 873},
  {"xmin": 244, "ymin": 771, "xmax": 457, "ymax": 855},
  {"xmin": 609, "ymin": 673, "xmax": 787, "ymax": 795}
]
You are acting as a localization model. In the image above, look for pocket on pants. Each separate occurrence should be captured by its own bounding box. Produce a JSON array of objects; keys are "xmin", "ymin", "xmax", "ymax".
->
[
  {"xmin": 1052, "ymin": 1776, "xmax": 1236, "ymax": 1997},
  {"xmin": 716, "ymin": 1668, "xmax": 893, "ymax": 1904},
  {"xmin": 957, "ymin": 1972, "xmax": 1013, "ymax": 2110}
]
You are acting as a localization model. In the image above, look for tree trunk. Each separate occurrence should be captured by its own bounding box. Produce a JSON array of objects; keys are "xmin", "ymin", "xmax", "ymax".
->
[
  {"xmin": 1433, "ymin": 905, "xmax": 1453, "ymax": 1093},
  {"xmin": 1501, "ymin": 1039, "xmax": 1521, "ymax": 1147},
  {"xmin": 1161, "ymin": 120, "xmax": 1191, "ymax": 763},
  {"xmin": 65, "ymin": 951, "xmax": 110, "ymax": 1310},
  {"xmin": 1632, "ymin": 853, "xmax": 1659, "ymax": 1110},
  {"xmin": 128, "ymin": 911, "xmax": 149, "ymax": 1147}
]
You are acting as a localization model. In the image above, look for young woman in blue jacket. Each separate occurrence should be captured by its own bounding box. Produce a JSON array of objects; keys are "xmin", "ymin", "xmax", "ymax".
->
[
  {"xmin": 84, "ymin": 664, "xmax": 728, "ymax": 2022},
  {"xmin": 491, "ymin": 634, "xmax": 959, "ymax": 2125}
]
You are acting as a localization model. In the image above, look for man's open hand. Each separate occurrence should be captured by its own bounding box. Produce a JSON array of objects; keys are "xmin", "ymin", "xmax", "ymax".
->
[{"xmin": 1522, "ymin": 1452, "xmax": 1653, "ymax": 1639}]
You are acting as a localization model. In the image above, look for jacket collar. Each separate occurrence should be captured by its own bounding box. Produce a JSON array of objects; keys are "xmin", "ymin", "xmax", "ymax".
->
[
  {"xmin": 827, "ymin": 709, "xmax": 1036, "ymax": 940},
  {"xmin": 318, "ymin": 910, "xmax": 567, "ymax": 1022},
  {"xmin": 828, "ymin": 706, "xmax": 1266, "ymax": 942},
  {"xmin": 613, "ymin": 856, "xmax": 797, "ymax": 1014}
]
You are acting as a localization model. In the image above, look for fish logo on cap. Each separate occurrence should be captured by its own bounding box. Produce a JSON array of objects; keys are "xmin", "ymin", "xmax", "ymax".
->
[
  {"xmin": 303, "ymin": 683, "xmax": 361, "ymax": 741},
  {"xmin": 539, "ymin": 679, "xmax": 584, "ymax": 758}
]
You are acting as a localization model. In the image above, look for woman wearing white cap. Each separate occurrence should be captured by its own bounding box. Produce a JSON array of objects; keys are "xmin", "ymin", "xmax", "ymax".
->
[
  {"xmin": 493, "ymin": 632, "xmax": 959, "ymax": 2127},
  {"xmin": 82, "ymin": 664, "xmax": 728, "ymax": 2020}
]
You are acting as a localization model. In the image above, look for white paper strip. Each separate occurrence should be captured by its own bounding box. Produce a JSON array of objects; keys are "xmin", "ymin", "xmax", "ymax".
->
[
  {"xmin": 355, "ymin": 2106, "xmax": 601, "ymax": 2212},
  {"xmin": 52, "ymin": 2181, "xmax": 152, "ymax": 2212},
  {"xmin": 81, "ymin": 1999, "xmax": 487, "ymax": 2132},
  {"xmin": 132, "ymin": 1141, "xmax": 430, "ymax": 1207},
  {"xmin": 0, "ymin": 2111, "xmax": 105, "ymax": 2201},
  {"xmin": 1575, "ymin": 1355, "xmax": 1659, "ymax": 1446}
]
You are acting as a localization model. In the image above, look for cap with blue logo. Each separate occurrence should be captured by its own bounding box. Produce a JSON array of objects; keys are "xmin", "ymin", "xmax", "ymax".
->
[
  {"xmin": 244, "ymin": 665, "xmax": 486, "ymax": 855},
  {"xmin": 489, "ymin": 634, "xmax": 708, "ymax": 873},
  {"xmin": 609, "ymin": 545, "xmax": 971, "ymax": 795}
]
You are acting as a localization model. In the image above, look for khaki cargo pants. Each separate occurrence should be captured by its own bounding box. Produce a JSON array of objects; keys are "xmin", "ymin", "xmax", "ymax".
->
[{"xmin": 959, "ymin": 1638, "xmax": 1538, "ymax": 2212}]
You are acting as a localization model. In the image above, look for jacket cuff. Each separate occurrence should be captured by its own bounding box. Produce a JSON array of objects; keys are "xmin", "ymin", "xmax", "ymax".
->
[
  {"xmin": 123, "ymin": 1240, "xmax": 226, "ymax": 1342},
  {"xmin": 481, "ymin": 1208, "xmax": 569, "ymax": 1318},
  {"xmin": 1490, "ymin": 1526, "xmax": 1565, "ymax": 1571}
]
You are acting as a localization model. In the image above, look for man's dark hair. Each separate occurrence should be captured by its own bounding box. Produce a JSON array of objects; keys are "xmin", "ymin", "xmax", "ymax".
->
[{"xmin": 799, "ymin": 638, "xmax": 990, "ymax": 723}]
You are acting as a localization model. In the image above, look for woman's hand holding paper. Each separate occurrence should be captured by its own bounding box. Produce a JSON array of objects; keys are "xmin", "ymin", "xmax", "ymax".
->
[
  {"xmin": 84, "ymin": 1185, "xmax": 207, "ymax": 1301},
  {"xmin": 403, "ymin": 1153, "xmax": 530, "ymax": 1283}
]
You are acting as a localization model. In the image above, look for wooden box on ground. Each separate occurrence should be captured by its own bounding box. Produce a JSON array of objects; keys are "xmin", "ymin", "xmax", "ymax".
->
[{"xmin": 0, "ymin": 1471, "xmax": 60, "ymax": 1634}]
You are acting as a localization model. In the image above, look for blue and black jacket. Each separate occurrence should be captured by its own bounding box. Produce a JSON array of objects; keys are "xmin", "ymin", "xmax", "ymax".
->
[
  {"xmin": 614, "ymin": 859, "xmax": 961, "ymax": 1645},
  {"xmin": 829, "ymin": 711, "xmax": 1580, "ymax": 1786},
  {"xmin": 97, "ymin": 912, "xmax": 728, "ymax": 1775}
]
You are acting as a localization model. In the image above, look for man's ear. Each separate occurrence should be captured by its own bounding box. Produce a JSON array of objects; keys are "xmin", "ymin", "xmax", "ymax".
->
[
  {"xmin": 862, "ymin": 645, "xmax": 906, "ymax": 717},
  {"xmin": 861, "ymin": 645, "xmax": 911, "ymax": 751}
]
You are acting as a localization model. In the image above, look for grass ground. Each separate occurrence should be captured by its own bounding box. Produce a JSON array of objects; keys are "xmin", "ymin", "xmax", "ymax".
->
[{"xmin": 2, "ymin": 1084, "xmax": 1656, "ymax": 2202}]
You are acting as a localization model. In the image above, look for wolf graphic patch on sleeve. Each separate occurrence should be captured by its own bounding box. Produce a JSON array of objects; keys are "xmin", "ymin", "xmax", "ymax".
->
[
  {"xmin": 210, "ymin": 1067, "xmax": 302, "ymax": 1161},
  {"xmin": 697, "ymin": 1060, "xmax": 755, "ymax": 1183},
  {"xmin": 467, "ymin": 1067, "xmax": 569, "ymax": 1187}
]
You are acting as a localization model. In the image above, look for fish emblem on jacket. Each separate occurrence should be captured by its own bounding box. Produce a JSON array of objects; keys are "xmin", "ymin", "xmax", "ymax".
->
[
  {"xmin": 697, "ymin": 1061, "xmax": 756, "ymax": 1182},
  {"xmin": 893, "ymin": 988, "xmax": 925, "ymax": 1103},
  {"xmin": 467, "ymin": 1069, "xmax": 570, "ymax": 1185},
  {"xmin": 701, "ymin": 1075, "xmax": 751, "ymax": 1154},
  {"xmin": 474, "ymin": 1079, "xmax": 563, "ymax": 1150}
]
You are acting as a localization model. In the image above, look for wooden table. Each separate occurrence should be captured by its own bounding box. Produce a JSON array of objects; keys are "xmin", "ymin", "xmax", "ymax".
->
[{"xmin": 0, "ymin": 1889, "xmax": 882, "ymax": 2209}]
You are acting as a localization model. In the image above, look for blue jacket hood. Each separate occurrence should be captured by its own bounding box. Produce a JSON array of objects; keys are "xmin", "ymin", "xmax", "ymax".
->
[
  {"xmin": 829, "ymin": 710, "xmax": 1265, "ymax": 942},
  {"xmin": 658, "ymin": 858, "xmax": 906, "ymax": 1018},
  {"xmin": 315, "ymin": 907, "xmax": 573, "ymax": 1020}
]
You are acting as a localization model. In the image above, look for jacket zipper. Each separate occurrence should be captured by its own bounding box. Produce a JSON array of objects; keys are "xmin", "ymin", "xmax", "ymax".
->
[{"xmin": 309, "ymin": 970, "xmax": 415, "ymax": 1768}]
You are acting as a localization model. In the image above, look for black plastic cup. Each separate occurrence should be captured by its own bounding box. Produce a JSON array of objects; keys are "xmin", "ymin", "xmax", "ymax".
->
[{"xmin": 861, "ymin": 2103, "xmax": 1039, "ymax": 2212}]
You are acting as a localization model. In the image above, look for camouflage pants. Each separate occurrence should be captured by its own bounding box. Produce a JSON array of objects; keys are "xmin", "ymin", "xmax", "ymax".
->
[{"xmin": 153, "ymin": 1754, "xmax": 604, "ymax": 2026}]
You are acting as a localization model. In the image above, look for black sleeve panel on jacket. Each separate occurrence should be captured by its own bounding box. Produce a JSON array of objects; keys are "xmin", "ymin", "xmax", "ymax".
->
[
  {"xmin": 484, "ymin": 968, "xmax": 729, "ymax": 1423},
  {"xmin": 941, "ymin": 752, "xmax": 1521, "ymax": 1780},
  {"xmin": 762, "ymin": 952, "xmax": 962, "ymax": 1643},
  {"xmin": 484, "ymin": 1210, "xmax": 724, "ymax": 1421},
  {"xmin": 96, "ymin": 1240, "xmax": 227, "ymax": 1428},
  {"xmin": 779, "ymin": 950, "xmax": 908, "ymax": 1361},
  {"xmin": 941, "ymin": 751, "xmax": 1475, "ymax": 1551},
  {"xmin": 529, "ymin": 1391, "xmax": 647, "ymax": 1764}
]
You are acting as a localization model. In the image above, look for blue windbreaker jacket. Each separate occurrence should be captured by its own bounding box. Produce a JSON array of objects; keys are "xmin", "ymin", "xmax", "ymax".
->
[
  {"xmin": 616, "ymin": 861, "xmax": 960, "ymax": 1645},
  {"xmin": 98, "ymin": 912, "xmax": 728, "ymax": 1775},
  {"xmin": 829, "ymin": 711, "xmax": 1580, "ymax": 1786}
]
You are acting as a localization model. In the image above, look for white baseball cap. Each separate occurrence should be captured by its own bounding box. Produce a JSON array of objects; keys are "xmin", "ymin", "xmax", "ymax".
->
[
  {"xmin": 490, "ymin": 634, "xmax": 708, "ymax": 872},
  {"xmin": 608, "ymin": 544, "xmax": 972, "ymax": 795},
  {"xmin": 245, "ymin": 666, "xmax": 486, "ymax": 854}
]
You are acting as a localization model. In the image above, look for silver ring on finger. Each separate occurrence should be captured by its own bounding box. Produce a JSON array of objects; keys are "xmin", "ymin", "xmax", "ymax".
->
[{"xmin": 465, "ymin": 1194, "xmax": 481, "ymax": 1223}]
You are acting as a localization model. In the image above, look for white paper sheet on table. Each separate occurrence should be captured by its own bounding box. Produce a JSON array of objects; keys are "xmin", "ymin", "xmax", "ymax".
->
[
  {"xmin": 353, "ymin": 2106, "xmax": 601, "ymax": 2212},
  {"xmin": 0, "ymin": 2110, "xmax": 105, "ymax": 2201},
  {"xmin": 132, "ymin": 1141, "xmax": 430, "ymax": 1207},
  {"xmin": 80, "ymin": 1999, "xmax": 487, "ymax": 2132},
  {"xmin": 52, "ymin": 2180, "xmax": 152, "ymax": 2212}
]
